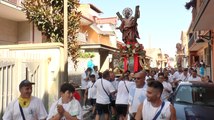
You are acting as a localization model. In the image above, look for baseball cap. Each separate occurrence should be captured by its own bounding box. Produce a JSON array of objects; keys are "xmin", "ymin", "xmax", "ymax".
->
[{"xmin": 19, "ymin": 79, "xmax": 35, "ymax": 89}]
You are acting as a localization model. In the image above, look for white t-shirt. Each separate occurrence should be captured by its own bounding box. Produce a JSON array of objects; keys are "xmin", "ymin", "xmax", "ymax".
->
[
  {"xmin": 91, "ymin": 71, "xmax": 99, "ymax": 79},
  {"xmin": 145, "ymin": 76, "xmax": 150, "ymax": 81},
  {"xmin": 110, "ymin": 79, "xmax": 119, "ymax": 100},
  {"xmin": 154, "ymin": 73, "xmax": 158, "ymax": 80},
  {"xmin": 111, "ymin": 79, "xmax": 119, "ymax": 90},
  {"xmin": 81, "ymin": 72, "xmax": 89, "ymax": 89},
  {"xmin": 178, "ymin": 73, "xmax": 190, "ymax": 82},
  {"xmin": 3, "ymin": 96, "xmax": 47, "ymax": 120},
  {"xmin": 142, "ymin": 99, "xmax": 171, "ymax": 120},
  {"xmin": 128, "ymin": 85, "xmax": 147, "ymax": 113},
  {"xmin": 47, "ymin": 97, "xmax": 82, "ymax": 120},
  {"xmin": 116, "ymin": 80, "xmax": 135, "ymax": 105},
  {"xmin": 168, "ymin": 73, "xmax": 173, "ymax": 83},
  {"xmin": 172, "ymin": 71, "xmax": 182, "ymax": 81},
  {"xmin": 161, "ymin": 81, "xmax": 172, "ymax": 101},
  {"xmin": 94, "ymin": 79, "xmax": 115, "ymax": 104},
  {"xmin": 87, "ymin": 81, "xmax": 97, "ymax": 99},
  {"xmin": 188, "ymin": 76, "xmax": 201, "ymax": 81}
]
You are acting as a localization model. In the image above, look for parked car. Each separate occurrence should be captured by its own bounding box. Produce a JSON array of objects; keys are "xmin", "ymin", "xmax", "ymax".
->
[{"xmin": 169, "ymin": 81, "xmax": 214, "ymax": 120}]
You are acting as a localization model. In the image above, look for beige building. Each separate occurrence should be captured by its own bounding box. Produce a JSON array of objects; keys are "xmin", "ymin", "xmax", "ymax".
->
[
  {"xmin": 0, "ymin": 0, "xmax": 64, "ymax": 116},
  {"xmin": 0, "ymin": 1, "xmax": 119, "ymax": 117},
  {"xmin": 0, "ymin": 0, "xmax": 67, "ymax": 116},
  {"xmin": 145, "ymin": 48, "xmax": 169, "ymax": 69},
  {"xmin": 186, "ymin": 0, "xmax": 214, "ymax": 78}
]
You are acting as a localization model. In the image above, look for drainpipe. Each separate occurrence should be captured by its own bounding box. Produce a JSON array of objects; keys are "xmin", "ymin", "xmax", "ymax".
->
[
  {"xmin": 208, "ymin": 42, "xmax": 212, "ymax": 79},
  {"xmin": 209, "ymin": 30, "xmax": 212, "ymax": 80},
  {"xmin": 32, "ymin": 23, "xmax": 35, "ymax": 43}
]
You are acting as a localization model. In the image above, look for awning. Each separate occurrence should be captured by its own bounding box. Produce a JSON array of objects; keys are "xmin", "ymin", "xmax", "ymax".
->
[
  {"xmin": 0, "ymin": 1, "xmax": 27, "ymax": 21},
  {"xmin": 193, "ymin": 0, "xmax": 214, "ymax": 31},
  {"xmin": 189, "ymin": 42, "xmax": 207, "ymax": 51},
  {"xmin": 80, "ymin": 43, "xmax": 118, "ymax": 53}
]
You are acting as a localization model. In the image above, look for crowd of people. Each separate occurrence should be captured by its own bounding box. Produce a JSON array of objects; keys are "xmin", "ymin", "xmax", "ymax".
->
[
  {"xmin": 79, "ymin": 65, "xmax": 213, "ymax": 120},
  {"xmin": 2, "ymin": 65, "xmax": 213, "ymax": 120}
]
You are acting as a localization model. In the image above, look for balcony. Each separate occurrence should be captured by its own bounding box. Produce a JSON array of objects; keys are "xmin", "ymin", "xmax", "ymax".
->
[
  {"xmin": 188, "ymin": 32, "xmax": 207, "ymax": 51},
  {"xmin": 0, "ymin": 0, "xmax": 27, "ymax": 21},
  {"xmin": 188, "ymin": 34, "xmax": 195, "ymax": 48},
  {"xmin": 2, "ymin": 0, "xmax": 21, "ymax": 6},
  {"xmin": 192, "ymin": 0, "xmax": 214, "ymax": 30}
]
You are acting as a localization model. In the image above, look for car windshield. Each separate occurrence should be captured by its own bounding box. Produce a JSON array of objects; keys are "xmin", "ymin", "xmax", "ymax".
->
[{"xmin": 175, "ymin": 85, "xmax": 214, "ymax": 106}]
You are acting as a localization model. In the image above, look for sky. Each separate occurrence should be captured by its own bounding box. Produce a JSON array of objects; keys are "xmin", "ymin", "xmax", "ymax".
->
[{"xmin": 80, "ymin": 0, "xmax": 192, "ymax": 57}]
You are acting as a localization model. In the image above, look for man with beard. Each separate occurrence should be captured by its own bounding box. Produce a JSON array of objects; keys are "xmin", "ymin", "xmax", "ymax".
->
[{"xmin": 135, "ymin": 80, "xmax": 176, "ymax": 120}]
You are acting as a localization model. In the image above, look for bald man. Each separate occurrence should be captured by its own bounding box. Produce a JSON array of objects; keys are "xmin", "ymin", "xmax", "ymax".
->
[{"xmin": 127, "ymin": 71, "xmax": 147, "ymax": 120}]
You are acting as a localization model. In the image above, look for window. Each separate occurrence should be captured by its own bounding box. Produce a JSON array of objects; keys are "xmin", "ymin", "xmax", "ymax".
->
[{"xmin": 175, "ymin": 85, "xmax": 214, "ymax": 106}]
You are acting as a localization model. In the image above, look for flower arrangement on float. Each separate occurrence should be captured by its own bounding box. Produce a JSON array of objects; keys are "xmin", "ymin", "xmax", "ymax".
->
[{"xmin": 119, "ymin": 43, "xmax": 146, "ymax": 58}]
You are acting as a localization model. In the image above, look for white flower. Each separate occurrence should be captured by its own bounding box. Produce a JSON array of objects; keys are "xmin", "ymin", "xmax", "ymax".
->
[
  {"xmin": 127, "ymin": 44, "xmax": 131, "ymax": 48},
  {"xmin": 132, "ymin": 49, "xmax": 136, "ymax": 53},
  {"xmin": 135, "ymin": 43, "xmax": 139, "ymax": 47}
]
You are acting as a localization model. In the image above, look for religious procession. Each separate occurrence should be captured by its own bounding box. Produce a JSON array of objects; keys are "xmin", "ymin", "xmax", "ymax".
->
[{"xmin": 1, "ymin": 0, "xmax": 214, "ymax": 120}]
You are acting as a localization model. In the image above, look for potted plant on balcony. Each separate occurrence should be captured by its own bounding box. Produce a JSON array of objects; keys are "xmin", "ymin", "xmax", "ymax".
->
[{"xmin": 185, "ymin": 0, "xmax": 196, "ymax": 10}]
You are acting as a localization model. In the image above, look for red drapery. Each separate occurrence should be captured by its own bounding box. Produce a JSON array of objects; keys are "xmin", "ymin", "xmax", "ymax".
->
[
  {"xmin": 123, "ymin": 41, "xmax": 139, "ymax": 72},
  {"xmin": 124, "ymin": 57, "xmax": 128, "ymax": 72},
  {"xmin": 134, "ymin": 54, "xmax": 139, "ymax": 72}
]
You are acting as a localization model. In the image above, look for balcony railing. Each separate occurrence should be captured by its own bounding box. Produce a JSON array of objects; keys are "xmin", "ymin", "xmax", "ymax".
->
[
  {"xmin": 188, "ymin": 34, "xmax": 194, "ymax": 48},
  {"xmin": 2, "ymin": 0, "xmax": 23, "ymax": 7}
]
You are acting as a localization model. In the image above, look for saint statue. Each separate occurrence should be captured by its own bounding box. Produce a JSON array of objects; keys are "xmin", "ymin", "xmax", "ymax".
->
[
  {"xmin": 116, "ymin": 6, "xmax": 141, "ymax": 72},
  {"xmin": 116, "ymin": 6, "xmax": 140, "ymax": 44}
]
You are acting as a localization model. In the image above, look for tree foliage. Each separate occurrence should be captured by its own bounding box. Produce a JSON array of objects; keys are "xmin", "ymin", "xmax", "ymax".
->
[{"xmin": 22, "ymin": 0, "xmax": 81, "ymax": 68}]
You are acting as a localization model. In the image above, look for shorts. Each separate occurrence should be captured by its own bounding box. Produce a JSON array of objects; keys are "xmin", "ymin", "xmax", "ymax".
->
[
  {"xmin": 96, "ymin": 103, "xmax": 110, "ymax": 115},
  {"xmin": 90, "ymin": 99, "xmax": 96, "ymax": 106},
  {"xmin": 110, "ymin": 100, "xmax": 116, "ymax": 107},
  {"xmin": 116, "ymin": 104, "xmax": 128, "ymax": 116}
]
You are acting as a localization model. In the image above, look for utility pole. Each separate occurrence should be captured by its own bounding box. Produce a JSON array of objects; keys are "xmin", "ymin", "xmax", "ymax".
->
[{"xmin": 63, "ymin": 0, "xmax": 68, "ymax": 82}]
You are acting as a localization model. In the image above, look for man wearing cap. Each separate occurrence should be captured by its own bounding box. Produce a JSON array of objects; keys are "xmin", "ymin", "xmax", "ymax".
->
[{"xmin": 3, "ymin": 79, "xmax": 47, "ymax": 120}]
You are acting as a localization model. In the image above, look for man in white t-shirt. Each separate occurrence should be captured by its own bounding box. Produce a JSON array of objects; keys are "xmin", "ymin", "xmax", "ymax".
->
[
  {"xmin": 188, "ymin": 69, "xmax": 201, "ymax": 81},
  {"xmin": 92, "ymin": 66, "xmax": 99, "ymax": 79},
  {"xmin": 178, "ymin": 68, "xmax": 190, "ymax": 82},
  {"xmin": 116, "ymin": 77, "xmax": 135, "ymax": 120},
  {"xmin": 94, "ymin": 70, "xmax": 116, "ymax": 120},
  {"xmin": 172, "ymin": 66, "xmax": 183, "ymax": 89},
  {"xmin": 128, "ymin": 71, "xmax": 147, "ymax": 120},
  {"xmin": 81, "ymin": 67, "xmax": 92, "ymax": 109},
  {"xmin": 3, "ymin": 79, "xmax": 47, "ymax": 120},
  {"xmin": 157, "ymin": 73, "xmax": 172, "ymax": 101},
  {"xmin": 85, "ymin": 74, "xmax": 97, "ymax": 118},
  {"xmin": 109, "ymin": 71, "xmax": 120, "ymax": 120},
  {"xmin": 135, "ymin": 80, "xmax": 176, "ymax": 120},
  {"xmin": 47, "ymin": 83, "xmax": 82, "ymax": 120}
]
